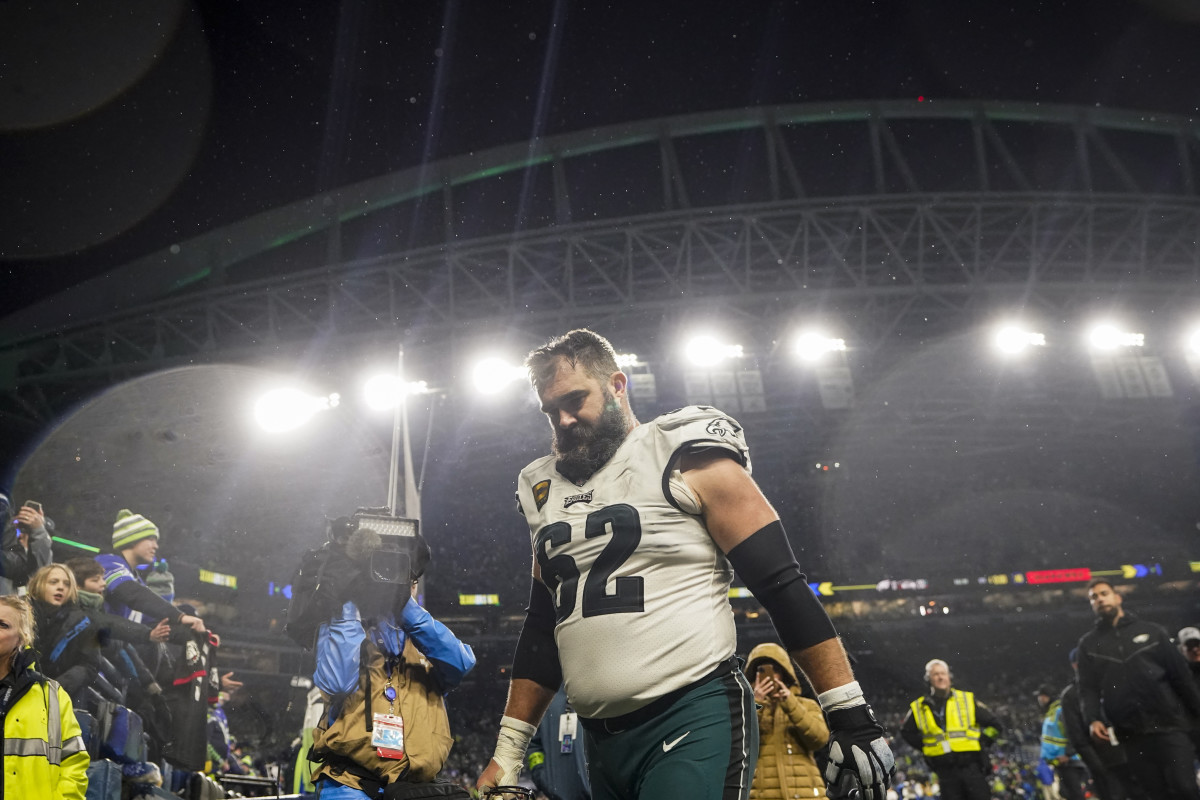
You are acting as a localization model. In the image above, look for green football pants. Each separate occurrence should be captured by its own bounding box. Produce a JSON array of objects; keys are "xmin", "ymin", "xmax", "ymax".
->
[{"xmin": 582, "ymin": 669, "xmax": 759, "ymax": 800}]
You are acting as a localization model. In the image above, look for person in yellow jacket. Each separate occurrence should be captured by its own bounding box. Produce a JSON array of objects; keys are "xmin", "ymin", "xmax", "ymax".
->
[
  {"xmin": 0, "ymin": 594, "xmax": 89, "ymax": 800},
  {"xmin": 744, "ymin": 642, "xmax": 830, "ymax": 800},
  {"xmin": 899, "ymin": 659, "xmax": 1001, "ymax": 800}
]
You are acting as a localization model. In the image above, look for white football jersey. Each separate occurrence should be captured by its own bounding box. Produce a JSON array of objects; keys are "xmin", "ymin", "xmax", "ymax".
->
[{"xmin": 516, "ymin": 405, "xmax": 750, "ymax": 719}]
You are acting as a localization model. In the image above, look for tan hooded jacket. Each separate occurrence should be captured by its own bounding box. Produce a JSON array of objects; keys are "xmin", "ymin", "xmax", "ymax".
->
[
  {"xmin": 745, "ymin": 642, "xmax": 830, "ymax": 800},
  {"xmin": 312, "ymin": 637, "xmax": 453, "ymax": 790}
]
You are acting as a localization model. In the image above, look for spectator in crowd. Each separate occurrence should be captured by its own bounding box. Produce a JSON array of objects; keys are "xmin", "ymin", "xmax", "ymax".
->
[
  {"xmin": 0, "ymin": 594, "xmax": 89, "ymax": 800},
  {"xmin": 1077, "ymin": 579, "xmax": 1200, "ymax": 800},
  {"xmin": 143, "ymin": 557, "xmax": 177, "ymax": 603},
  {"xmin": 68, "ymin": 555, "xmax": 106, "ymax": 594},
  {"xmin": 43, "ymin": 558, "xmax": 179, "ymax": 762},
  {"xmin": 1036, "ymin": 684, "xmax": 1086, "ymax": 800},
  {"xmin": 745, "ymin": 641, "xmax": 829, "ymax": 800},
  {"xmin": 900, "ymin": 659, "xmax": 1001, "ymax": 800},
  {"xmin": 527, "ymin": 684, "xmax": 590, "ymax": 800},
  {"xmin": 1179, "ymin": 625, "xmax": 1200, "ymax": 756},
  {"xmin": 96, "ymin": 508, "xmax": 207, "ymax": 634},
  {"xmin": 1059, "ymin": 648, "xmax": 1140, "ymax": 800},
  {"xmin": 293, "ymin": 684, "xmax": 327, "ymax": 795},
  {"xmin": 27, "ymin": 562, "xmax": 169, "ymax": 701},
  {"xmin": 208, "ymin": 689, "xmax": 239, "ymax": 773},
  {"xmin": 161, "ymin": 600, "xmax": 224, "ymax": 773},
  {"xmin": 1179, "ymin": 626, "xmax": 1200, "ymax": 681},
  {"xmin": 67, "ymin": 556, "xmax": 113, "ymax": 610},
  {"xmin": 0, "ymin": 492, "xmax": 53, "ymax": 594},
  {"xmin": 308, "ymin": 525, "xmax": 476, "ymax": 799}
]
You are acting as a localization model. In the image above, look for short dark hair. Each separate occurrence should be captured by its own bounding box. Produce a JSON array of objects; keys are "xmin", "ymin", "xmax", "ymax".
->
[
  {"xmin": 67, "ymin": 556, "xmax": 104, "ymax": 585},
  {"xmin": 1086, "ymin": 578, "xmax": 1116, "ymax": 592},
  {"xmin": 525, "ymin": 329, "xmax": 621, "ymax": 395}
]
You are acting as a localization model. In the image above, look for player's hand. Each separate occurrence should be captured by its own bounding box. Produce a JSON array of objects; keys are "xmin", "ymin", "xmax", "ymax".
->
[
  {"xmin": 475, "ymin": 759, "xmax": 508, "ymax": 793},
  {"xmin": 1089, "ymin": 720, "xmax": 1110, "ymax": 743},
  {"xmin": 819, "ymin": 704, "xmax": 895, "ymax": 800},
  {"xmin": 149, "ymin": 619, "xmax": 171, "ymax": 642}
]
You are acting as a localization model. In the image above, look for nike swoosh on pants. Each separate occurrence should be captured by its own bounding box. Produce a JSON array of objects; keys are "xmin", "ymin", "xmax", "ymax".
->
[{"xmin": 662, "ymin": 731, "xmax": 691, "ymax": 752}]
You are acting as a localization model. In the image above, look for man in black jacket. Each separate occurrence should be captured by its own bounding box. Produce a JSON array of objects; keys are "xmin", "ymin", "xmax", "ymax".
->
[
  {"xmin": 1060, "ymin": 648, "xmax": 1141, "ymax": 800},
  {"xmin": 1076, "ymin": 579, "xmax": 1200, "ymax": 800}
]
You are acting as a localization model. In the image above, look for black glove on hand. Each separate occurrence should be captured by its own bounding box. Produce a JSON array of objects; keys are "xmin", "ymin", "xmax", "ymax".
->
[{"xmin": 819, "ymin": 703, "xmax": 895, "ymax": 800}]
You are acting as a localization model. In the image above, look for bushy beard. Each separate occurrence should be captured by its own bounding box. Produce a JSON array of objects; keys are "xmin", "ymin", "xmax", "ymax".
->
[{"xmin": 553, "ymin": 392, "xmax": 628, "ymax": 484}]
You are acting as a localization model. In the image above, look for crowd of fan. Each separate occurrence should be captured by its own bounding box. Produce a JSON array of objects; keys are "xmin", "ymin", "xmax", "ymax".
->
[{"xmin": 0, "ymin": 495, "xmax": 267, "ymax": 799}]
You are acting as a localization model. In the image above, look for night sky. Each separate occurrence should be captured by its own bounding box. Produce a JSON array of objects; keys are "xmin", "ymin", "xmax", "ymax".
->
[{"xmin": 4, "ymin": 0, "xmax": 1200, "ymax": 313}]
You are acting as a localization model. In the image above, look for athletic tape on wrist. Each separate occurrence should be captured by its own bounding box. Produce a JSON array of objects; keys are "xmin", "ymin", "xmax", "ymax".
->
[
  {"xmin": 493, "ymin": 715, "xmax": 537, "ymax": 782},
  {"xmin": 818, "ymin": 680, "xmax": 866, "ymax": 712}
]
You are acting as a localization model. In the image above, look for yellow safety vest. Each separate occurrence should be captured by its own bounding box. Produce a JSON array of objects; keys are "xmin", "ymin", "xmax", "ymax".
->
[
  {"xmin": 909, "ymin": 689, "xmax": 982, "ymax": 757},
  {"xmin": 3, "ymin": 675, "xmax": 89, "ymax": 800}
]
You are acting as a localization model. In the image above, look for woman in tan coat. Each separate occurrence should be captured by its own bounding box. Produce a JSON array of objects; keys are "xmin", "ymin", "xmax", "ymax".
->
[{"xmin": 746, "ymin": 642, "xmax": 830, "ymax": 800}]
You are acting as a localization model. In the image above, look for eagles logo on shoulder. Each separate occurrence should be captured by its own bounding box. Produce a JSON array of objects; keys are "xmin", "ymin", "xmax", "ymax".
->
[
  {"xmin": 706, "ymin": 417, "xmax": 741, "ymax": 437},
  {"xmin": 533, "ymin": 479, "xmax": 552, "ymax": 511}
]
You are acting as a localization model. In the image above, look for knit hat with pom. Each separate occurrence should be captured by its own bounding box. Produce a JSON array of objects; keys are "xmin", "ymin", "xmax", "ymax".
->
[{"xmin": 113, "ymin": 509, "xmax": 160, "ymax": 550}]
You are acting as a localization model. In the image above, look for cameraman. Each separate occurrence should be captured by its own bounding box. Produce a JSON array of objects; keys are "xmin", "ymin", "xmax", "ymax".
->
[
  {"xmin": 309, "ymin": 524, "xmax": 476, "ymax": 800},
  {"xmin": 0, "ymin": 492, "xmax": 53, "ymax": 594}
]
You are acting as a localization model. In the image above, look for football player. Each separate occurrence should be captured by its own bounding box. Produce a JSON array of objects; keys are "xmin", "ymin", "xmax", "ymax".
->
[{"xmin": 476, "ymin": 329, "xmax": 893, "ymax": 800}]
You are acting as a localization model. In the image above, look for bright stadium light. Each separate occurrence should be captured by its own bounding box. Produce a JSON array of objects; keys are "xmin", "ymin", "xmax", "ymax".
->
[
  {"xmin": 364, "ymin": 374, "xmax": 431, "ymax": 411},
  {"xmin": 793, "ymin": 332, "xmax": 846, "ymax": 362},
  {"xmin": 685, "ymin": 336, "xmax": 744, "ymax": 367},
  {"xmin": 1088, "ymin": 323, "xmax": 1144, "ymax": 351},
  {"xmin": 614, "ymin": 352, "xmax": 641, "ymax": 368},
  {"xmin": 472, "ymin": 357, "xmax": 526, "ymax": 394},
  {"xmin": 254, "ymin": 388, "xmax": 340, "ymax": 433},
  {"xmin": 1187, "ymin": 327, "xmax": 1200, "ymax": 356},
  {"xmin": 993, "ymin": 325, "xmax": 1046, "ymax": 355}
]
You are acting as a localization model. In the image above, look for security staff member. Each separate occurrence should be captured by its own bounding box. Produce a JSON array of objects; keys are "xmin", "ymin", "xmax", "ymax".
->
[{"xmin": 900, "ymin": 659, "xmax": 1001, "ymax": 800}]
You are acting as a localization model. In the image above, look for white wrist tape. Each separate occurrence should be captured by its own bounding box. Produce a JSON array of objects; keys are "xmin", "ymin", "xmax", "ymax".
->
[
  {"xmin": 818, "ymin": 680, "xmax": 866, "ymax": 712},
  {"xmin": 492, "ymin": 715, "xmax": 538, "ymax": 782}
]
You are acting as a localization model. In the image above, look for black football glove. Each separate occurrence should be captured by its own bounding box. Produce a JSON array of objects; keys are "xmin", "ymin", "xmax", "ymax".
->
[{"xmin": 819, "ymin": 703, "xmax": 895, "ymax": 800}]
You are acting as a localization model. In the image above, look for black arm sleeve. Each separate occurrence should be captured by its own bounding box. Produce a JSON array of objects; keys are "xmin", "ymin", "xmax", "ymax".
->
[
  {"xmin": 106, "ymin": 580, "xmax": 184, "ymax": 624},
  {"xmin": 726, "ymin": 520, "xmax": 837, "ymax": 652},
  {"xmin": 510, "ymin": 579, "xmax": 564, "ymax": 691}
]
